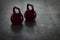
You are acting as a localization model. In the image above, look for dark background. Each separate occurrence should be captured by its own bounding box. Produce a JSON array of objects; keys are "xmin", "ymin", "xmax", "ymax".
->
[{"xmin": 0, "ymin": 0, "xmax": 60, "ymax": 40}]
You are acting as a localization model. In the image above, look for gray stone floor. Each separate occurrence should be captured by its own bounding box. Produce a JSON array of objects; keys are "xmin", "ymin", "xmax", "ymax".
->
[{"xmin": 0, "ymin": 0, "xmax": 60, "ymax": 40}]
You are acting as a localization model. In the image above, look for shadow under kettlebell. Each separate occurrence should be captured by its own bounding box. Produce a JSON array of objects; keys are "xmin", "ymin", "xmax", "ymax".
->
[
  {"xmin": 11, "ymin": 24, "xmax": 23, "ymax": 33},
  {"xmin": 25, "ymin": 20, "xmax": 36, "ymax": 28}
]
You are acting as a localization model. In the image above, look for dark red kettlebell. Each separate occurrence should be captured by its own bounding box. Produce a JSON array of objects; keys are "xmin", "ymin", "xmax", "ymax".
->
[
  {"xmin": 11, "ymin": 7, "xmax": 23, "ymax": 25},
  {"xmin": 24, "ymin": 4, "xmax": 37, "ymax": 21}
]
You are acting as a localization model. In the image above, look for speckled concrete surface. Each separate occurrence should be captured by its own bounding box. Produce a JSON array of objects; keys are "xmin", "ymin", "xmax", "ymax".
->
[{"xmin": 0, "ymin": 0, "xmax": 60, "ymax": 40}]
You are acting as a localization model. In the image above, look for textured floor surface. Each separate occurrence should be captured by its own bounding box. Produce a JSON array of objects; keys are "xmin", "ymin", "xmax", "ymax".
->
[{"xmin": 0, "ymin": 0, "xmax": 60, "ymax": 40}]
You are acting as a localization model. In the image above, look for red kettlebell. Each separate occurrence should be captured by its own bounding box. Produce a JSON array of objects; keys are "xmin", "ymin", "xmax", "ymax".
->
[
  {"xmin": 24, "ymin": 4, "xmax": 37, "ymax": 21},
  {"xmin": 11, "ymin": 6, "xmax": 23, "ymax": 25}
]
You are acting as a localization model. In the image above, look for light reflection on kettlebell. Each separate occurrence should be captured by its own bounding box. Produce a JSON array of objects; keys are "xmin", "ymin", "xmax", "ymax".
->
[
  {"xmin": 24, "ymin": 4, "xmax": 37, "ymax": 21},
  {"xmin": 11, "ymin": 6, "xmax": 23, "ymax": 25},
  {"xmin": 11, "ymin": 24, "xmax": 23, "ymax": 33}
]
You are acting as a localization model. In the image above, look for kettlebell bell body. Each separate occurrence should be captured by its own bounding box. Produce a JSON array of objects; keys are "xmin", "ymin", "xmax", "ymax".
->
[
  {"xmin": 24, "ymin": 4, "xmax": 36, "ymax": 21},
  {"xmin": 11, "ymin": 7, "xmax": 23, "ymax": 25}
]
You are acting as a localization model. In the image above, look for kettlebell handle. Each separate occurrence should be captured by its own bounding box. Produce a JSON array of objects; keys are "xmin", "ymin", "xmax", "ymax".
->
[
  {"xmin": 27, "ymin": 4, "xmax": 34, "ymax": 10},
  {"xmin": 13, "ymin": 6, "xmax": 21, "ymax": 14}
]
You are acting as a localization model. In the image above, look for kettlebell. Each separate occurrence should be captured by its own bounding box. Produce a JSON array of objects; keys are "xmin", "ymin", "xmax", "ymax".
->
[
  {"xmin": 24, "ymin": 4, "xmax": 37, "ymax": 21},
  {"xmin": 11, "ymin": 6, "xmax": 23, "ymax": 25}
]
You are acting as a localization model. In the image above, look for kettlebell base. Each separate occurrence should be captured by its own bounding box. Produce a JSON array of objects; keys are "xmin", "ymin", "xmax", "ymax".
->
[
  {"xmin": 25, "ymin": 19, "xmax": 35, "ymax": 22},
  {"xmin": 12, "ymin": 23, "xmax": 22, "ymax": 25}
]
